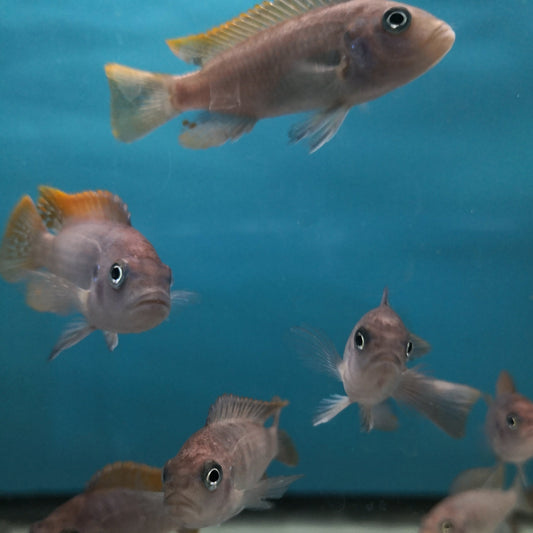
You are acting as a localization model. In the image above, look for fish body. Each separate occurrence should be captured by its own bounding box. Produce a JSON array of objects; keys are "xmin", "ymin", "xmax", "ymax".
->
[
  {"xmin": 0, "ymin": 187, "xmax": 195, "ymax": 359},
  {"xmin": 419, "ymin": 487, "xmax": 518, "ymax": 533},
  {"xmin": 105, "ymin": 0, "xmax": 455, "ymax": 151},
  {"xmin": 485, "ymin": 371, "xmax": 533, "ymax": 466},
  {"xmin": 30, "ymin": 489, "xmax": 184, "ymax": 533},
  {"xmin": 163, "ymin": 394, "xmax": 300, "ymax": 529},
  {"xmin": 291, "ymin": 288, "xmax": 480, "ymax": 437}
]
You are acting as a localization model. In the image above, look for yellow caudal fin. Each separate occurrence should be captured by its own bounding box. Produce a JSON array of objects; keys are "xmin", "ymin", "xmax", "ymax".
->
[
  {"xmin": 0, "ymin": 195, "xmax": 46, "ymax": 282},
  {"xmin": 86, "ymin": 461, "xmax": 163, "ymax": 492},
  {"xmin": 104, "ymin": 63, "xmax": 179, "ymax": 142}
]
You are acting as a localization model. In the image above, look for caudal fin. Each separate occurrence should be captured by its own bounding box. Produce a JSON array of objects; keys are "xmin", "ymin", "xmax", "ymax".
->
[
  {"xmin": 104, "ymin": 63, "xmax": 179, "ymax": 142},
  {"xmin": 0, "ymin": 195, "xmax": 46, "ymax": 282}
]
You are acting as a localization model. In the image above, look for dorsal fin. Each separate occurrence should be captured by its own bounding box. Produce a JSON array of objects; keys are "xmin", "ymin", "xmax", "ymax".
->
[
  {"xmin": 166, "ymin": 0, "xmax": 342, "ymax": 66},
  {"xmin": 37, "ymin": 186, "xmax": 131, "ymax": 231},
  {"xmin": 496, "ymin": 370, "xmax": 516, "ymax": 396},
  {"xmin": 86, "ymin": 461, "xmax": 162, "ymax": 492},
  {"xmin": 206, "ymin": 394, "xmax": 288, "ymax": 425}
]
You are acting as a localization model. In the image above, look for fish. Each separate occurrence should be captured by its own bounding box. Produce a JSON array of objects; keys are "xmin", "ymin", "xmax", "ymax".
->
[
  {"xmin": 485, "ymin": 370, "xmax": 533, "ymax": 470},
  {"xmin": 0, "ymin": 186, "xmax": 197, "ymax": 359},
  {"xmin": 419, "ymin": 485, "xmax": 519, "ymax": 533},
  {"xmin": 30, "ymin": 461, "xmax": 197, "ymax": 533},
  {"xmin": 162, "ymin": 394, "xmax": 301, "ymax": 529},
  {"xmin": 104, "ymin": 0, "xmax": 455, "ymax": 152},
  {"xmin": 290, "ymin": 288, "xmax": 481, "ymax": 437}
]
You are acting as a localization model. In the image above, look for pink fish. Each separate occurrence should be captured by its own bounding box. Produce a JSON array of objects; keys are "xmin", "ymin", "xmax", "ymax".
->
[
  {"xmin": 291, "ymin": 288, "xmax": 481, "ymax": 437},
  {"xmin": 0, "ymin": 187, "xmax": 196, "ymax": 359},
  {"xmin": 105, "ymin": 0, "xmax": 454, "ymax": 152},
  {"xmin": 163, "ymin": 394, "xmax": 301, "ymax": 529},
  {"xmin": 30, "ymin": 461, "xmax": 197, "ymax": 533},
  {"xmin": 485, "ymin": 370, "xmax": 533, "ymax": 468}
]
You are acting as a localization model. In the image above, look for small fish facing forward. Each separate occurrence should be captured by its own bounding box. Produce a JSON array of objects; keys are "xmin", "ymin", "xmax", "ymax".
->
[
  {"xmin": 163, "ymin": 394, "xmax": 301, "ymax": 529},
  {"xmin": 105, "ymin": 0, "xmax": 455, "ymax": 152},
  {"xmin": 0, "ymin": 186, "xmax": 197, "ymax": 359},
  {"xmin": 291, "ymin": 289, "xmax": 481, "ymax": 437},
  {"xmin": 485, "ymin": 370, "xmax": 533, "ymax": 469}
]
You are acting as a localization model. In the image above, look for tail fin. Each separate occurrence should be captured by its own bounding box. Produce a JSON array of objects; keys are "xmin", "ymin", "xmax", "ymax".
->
[
  {"xmin": 104, "ymin": 63, "xmax": 179, "ymax": 142},
  {"xmin": 0, "ymin": 195, "xmax": 46, "ymax": 282}
]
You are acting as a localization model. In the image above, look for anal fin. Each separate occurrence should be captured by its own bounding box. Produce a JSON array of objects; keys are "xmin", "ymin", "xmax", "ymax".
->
[{"xmin": 179, "ymin": 112, "xmax": 256, "ymax": 149}]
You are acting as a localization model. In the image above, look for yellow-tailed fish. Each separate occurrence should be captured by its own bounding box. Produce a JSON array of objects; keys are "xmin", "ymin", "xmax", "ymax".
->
[
  {"xmin": 291, "ymin": 288, "xmax": 481, "ymax": 437},
  {"xmin": 105, "ymin": 0, "xmax": 455, "ymax": 152},
  {"xmin": 163, "ymin": 394, "xmax": 301, "ymax": 529},
  {"xmin": 0, "ymin": 187, "xmax": 197, "ymax": 359}
]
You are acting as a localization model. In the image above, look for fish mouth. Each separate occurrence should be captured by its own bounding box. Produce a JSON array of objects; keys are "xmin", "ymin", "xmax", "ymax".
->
[
  {"xmin": 429, "ymin": 22, "xmax": 456, "ymax": 57},
  {"xmin": 133, "ymin": 292, "xmax": 171, "ymax": 311}
]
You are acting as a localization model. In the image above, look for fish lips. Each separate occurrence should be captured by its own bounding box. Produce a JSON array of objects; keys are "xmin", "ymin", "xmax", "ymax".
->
[{"xmin": 129, "ymin": 290, "xmax": 171, "ymax": 328}]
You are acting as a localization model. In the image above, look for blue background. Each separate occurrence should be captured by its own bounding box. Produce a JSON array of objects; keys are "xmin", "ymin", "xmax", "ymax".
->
[{"xmin": 1, "ymin": 0, "xmax": 532, "ymax": 496}]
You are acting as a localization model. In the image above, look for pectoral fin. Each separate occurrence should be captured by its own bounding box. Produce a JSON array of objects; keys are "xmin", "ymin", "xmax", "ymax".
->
[
  {"xmin": 449, "ymin": 463, "xmax": 505, "ymax": 494},
  {"xmin": 26, "ymin": 271, "xmax": 82, "ymax": 315},
  {"xmin": 393, "ymin": 370, "xmax": 481, "ymax": 438},
  {"xmin": 243, "ymin": 474, "xmax": 303, "ymax": 510},
  {"xmin": 178, "ymin": 112, "xmax": 256, "ymax": 149},
  {"xmin": 289, "ymin": 107, "xmax": 349, "ymax": 153},
  {"xmin": 49, "ymin": 321, "xmax": 95, "ymax": 360}
]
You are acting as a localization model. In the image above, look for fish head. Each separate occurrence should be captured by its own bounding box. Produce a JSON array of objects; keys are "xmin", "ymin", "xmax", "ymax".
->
[
  {"xmin": 341, "ymin": 1, "xmax": 455, "ymax": 100},
  {"xmin": 163, "ymin": 437, "xmax": 234, "ymax": 528},
  {"xmin": 419, "ymin": 507, "xmax": 466, "ymax": 533},
  {"xmin": 344, "ymin": 289, "xmax": 428, "ymax": 370},
  {"xmin": 485, "ymin": 391, "xmax": 533, "ymax": 464},
  {"xmin": 87, "ymin": 229, "xmax": 172, "ymax": 333}
]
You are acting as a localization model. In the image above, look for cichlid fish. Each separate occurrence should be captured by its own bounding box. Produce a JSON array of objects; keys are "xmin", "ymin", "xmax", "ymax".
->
[
  {"xmin": 419, "ymin": 485, "xmax": 519, "ymax": 533},
  {"xmin": 162, "ymin": 394, "xmax": 301, "ymax": 529},
  {"xmin": 30, "ymin": 462, "xmax": 197, "ymax": 533},
  {"xmin": 291, "ymin": 288, "xmax": 481, "ymax": 437},
  {"xmin": 105, "ymin": 0, "xmax": 455, "ymax": 152},
  {"xmin": 485, "ymin": 370, "xmax": 533, "ymax": 469},
  {"xmin": 0, "ymin": 186, "xmax": 197, "ymax": 359}
]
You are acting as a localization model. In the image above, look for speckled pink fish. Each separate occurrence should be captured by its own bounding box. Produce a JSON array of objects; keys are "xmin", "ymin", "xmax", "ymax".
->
[
  {"xmin": 291, "ymin": 289, "xmax": 481, "ymax": 437},
  {"xmin": 105, "ymin": 0, "xmax": 454, "ymax": 152},
  {"xmin": 162, "ymin": 394, "xmax": 301, "ymax": 529},
  {"xmin": 485, "ymin": 370, "xmax": 533, "ymax": 468},
  {"xmin": 0, "ymin": 187, "xmax": 196, "ymax": 359}
]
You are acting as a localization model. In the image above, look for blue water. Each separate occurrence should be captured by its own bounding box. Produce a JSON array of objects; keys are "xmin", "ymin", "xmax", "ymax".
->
[{"xmin": 1, "ymin": 0, "xmax": 532, "ymax": 499}]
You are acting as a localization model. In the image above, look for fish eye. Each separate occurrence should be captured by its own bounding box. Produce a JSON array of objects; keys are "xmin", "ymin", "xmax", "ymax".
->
[
  {"xmin": 354, "ymin": 329, "xmax": 366, "ymax": 351},
  {"xmin": 440, "ymin": 520, "xmax": 454, "ymax": 533},
  {"xmin": 406, "ymin": 341, "xmax": 413, "ymax": 358},
  {"xmin": 202, "ymin": 461, "xmax": 223, "ymax": 491},
  {"xmin": 506, "ymin": 412, "xmax": 520, "ymax": 430},
  {"xmin": 382, "ymin": 7, "xmax": 411, "ymax": 34},
  {"xmin": 108, "ymin": 261, "xmax": 128, "ymax": 289}
]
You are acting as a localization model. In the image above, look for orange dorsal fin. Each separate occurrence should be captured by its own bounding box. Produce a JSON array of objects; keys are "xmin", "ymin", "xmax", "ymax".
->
[
  {"xmin": 37, "ymin": 186, "xmax": 131, "ymax": 231},
  {"xmin": 86, "ymin": 461, "xmax": 162, "ymax": 492},
  {"xmin": 166, "ymin": 0, "xmax": 340, "ymax": 66}
]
